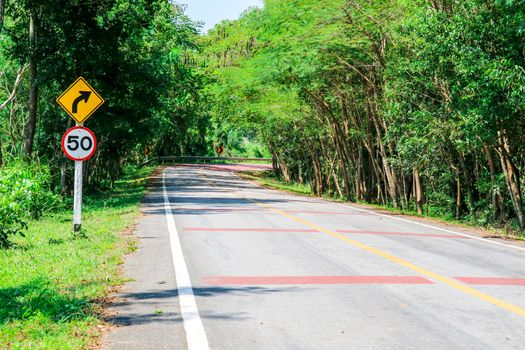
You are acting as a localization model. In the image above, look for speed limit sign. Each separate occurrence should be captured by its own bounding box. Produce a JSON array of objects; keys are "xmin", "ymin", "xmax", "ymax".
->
[{"xmin": 61, "ymin": 126, "xmax": 97, "ymax": 161}]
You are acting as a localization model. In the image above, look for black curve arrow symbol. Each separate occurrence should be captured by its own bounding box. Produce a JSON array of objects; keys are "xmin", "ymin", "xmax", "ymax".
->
[{"xmin": 72, "ymin": 91, "xmax": 92, "ymax": 113}]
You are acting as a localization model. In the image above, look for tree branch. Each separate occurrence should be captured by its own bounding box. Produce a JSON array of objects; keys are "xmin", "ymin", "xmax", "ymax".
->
[{"xmin": 0, "ymin": 65, "xmax": 27, "ymax": 111}]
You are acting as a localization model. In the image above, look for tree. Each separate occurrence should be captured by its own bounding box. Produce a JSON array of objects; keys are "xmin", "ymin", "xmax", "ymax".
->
[
  {"xmin": 1, "ymin": 0, "xmax": 208, "ymax": 186},
  {"xmin": 201, "ymin": 0, "xmax": 525, "ymax": 231},
  {"xmin": 22, "ymin": 8, "xmax": 36, "ymax": 160}
]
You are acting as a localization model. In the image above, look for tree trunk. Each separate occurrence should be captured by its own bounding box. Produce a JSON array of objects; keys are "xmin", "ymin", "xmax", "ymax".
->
[
  {"xmin": 400, "ymin": 170, "xmax": 409, "ymax": 210},
  {"xmin": 483, "ymin": 145, "xmax": 504, "ymax": 223},
  {"xmin": 278, "ymin": 158, "xmax": 291, "ymax": 182},
  {"xmin": 368, "ymin": 97, "xmax": 397, "ymax": 207},
  {"xmin": 344, "ymin": 92, "xmax": 379, "ymax": 202},
  {"xmin": 455, "ymin": 175, "xmax": 462, "ymax": 219},
  {"xmin": 333, "ymin": 136, "xmax": 351, "ymax": 199},
  {"xmin": 332, "ymin": 167, "xmax": 343, "ymax": 198},
  {"xmin": 458, "ymin": 152, "xmax": 476, "ymax": 214},
  {"xmin": 317, "ymin": 106, "xmax": 351, "ymax": 198},
  {"xmin": 496, "ymin": 133, "xmax": 525, "ymax": 229},
  {"xmin": 60, "ymin": 162, "xmax": 70, "ymax": 195},
  {"xmin": 0, "ymin": 0, "xmax": 5, "ymax": 32},
  {"xmin": 269, "ymin": 144, "xmax": 279, "ymax": 174},
  {"xmin": 356, "ymin": 144, "xmax": 365, "ymax": 201},
  {"xmin": 299, "ymin": 84, "xmax": 353, "ymax": 199},
  {"xmin": 311, "ymin": 151, "xmax": 324, "ymax": 196},
  {"xmin": 413, "ymin": 168, "xmax": 423, "ymax": 215},
  {"xmin": 321, "ymin": 104, "xmax": 352, "ymax": 199},
  {"xmin": 23, "ymin": 11, "xmax": 38, "ymax": 160}
]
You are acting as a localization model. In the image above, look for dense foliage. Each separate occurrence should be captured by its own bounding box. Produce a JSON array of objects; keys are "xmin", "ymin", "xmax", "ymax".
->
[
  {"xmin": 0, "ymin": 0, "xmax": 208, "ymax": 189},
  {"xmin": 0, "ymin": 0, "xmax": 212, "ymax": 244},
  {"xmin": 2, "ymin": 0, "xmax": 525, "ymax": 238},
  {"xmin": 200, "ymin": 0, "xmax": 525, "ymax": 231},
  {"xmin": 0, "ymin": 161, "xmax": 59, "ymax": 246}
]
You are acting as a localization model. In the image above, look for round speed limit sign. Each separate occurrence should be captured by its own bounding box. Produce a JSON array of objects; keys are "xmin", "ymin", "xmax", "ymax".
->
[{"xmin": 62, "ymin": 126, "xmax": 97, "ymax": 161}]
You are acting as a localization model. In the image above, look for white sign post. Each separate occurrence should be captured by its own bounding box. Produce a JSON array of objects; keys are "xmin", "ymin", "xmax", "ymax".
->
[
  {"xmin": 73, "ymin": 159, "xmax": 83, "ymax": 232},
  {"xmin": 57, "ymin": 77, "xmax": 104, "ymax": 233},
  {"xmin": 61, "ymin": 126, "xmax": 97, "ymax": 232}
]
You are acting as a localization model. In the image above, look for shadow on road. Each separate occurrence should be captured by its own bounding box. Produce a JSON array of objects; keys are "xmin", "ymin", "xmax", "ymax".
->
[
  {"xmin": 106, "ymin": 285, "xmax": 303, "ymax": 326},
  {"xmin": 135, "ymin": 172, "xmax": 293, "ymax": 218}
]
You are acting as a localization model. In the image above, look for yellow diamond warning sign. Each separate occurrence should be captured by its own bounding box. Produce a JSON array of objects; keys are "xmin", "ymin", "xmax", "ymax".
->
[{"xmin": 57, "ymin": 77, "xmax": 104, "ymax": 124}]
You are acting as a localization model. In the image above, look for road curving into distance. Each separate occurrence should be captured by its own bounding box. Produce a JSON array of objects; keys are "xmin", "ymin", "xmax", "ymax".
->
[{"xmin": 103, "ymin": 164, "xmax": 525, "ymax": 350}]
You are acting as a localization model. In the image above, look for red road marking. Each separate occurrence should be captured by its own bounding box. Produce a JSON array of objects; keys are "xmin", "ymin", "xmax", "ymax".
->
[
  {"xmin": 185, "ymin": 227, "xmax": 317, "ymax": 232},
  {"xmin": 203, "ymin": 275, "xmax": 434, "ymax": 285},
  {"xmin": 455, "ymin": 277, "xmax": 525, "ymax": 286},
  {"xmin": 286, "ymin": 210, "xmax": 374, "ymax": 215},
  {"xmin": 337, "ymin": 230, "xmax": 468, "ymax": 239},
  {"xmin": 185, "ymin": 227, "xmax": 468, "ymax": 238},
  {"xmin": 176, "ymin": 208, "xmax": 265, "ymax": 212},
  {"xmin": 177, "ymin": 208, "xmax": 364, "ymax": 215}
]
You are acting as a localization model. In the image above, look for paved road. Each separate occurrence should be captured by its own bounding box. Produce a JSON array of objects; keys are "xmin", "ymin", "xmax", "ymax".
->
[{"xmin": 103, "ymin": 164, "xmax": 525, "ymax": 350}]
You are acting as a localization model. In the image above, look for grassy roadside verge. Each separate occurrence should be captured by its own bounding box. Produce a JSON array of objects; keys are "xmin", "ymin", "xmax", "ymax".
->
[
  {"xmin": 0, "ymin": 166, "xmax": 155, "ymax": 349},
  {"xmin": 239, "ymin": 170, "xmax": 525, "ymax": 241},
  {"xmin": 240, "ymin": 170, "xmax": 312, "ymax": 196}
]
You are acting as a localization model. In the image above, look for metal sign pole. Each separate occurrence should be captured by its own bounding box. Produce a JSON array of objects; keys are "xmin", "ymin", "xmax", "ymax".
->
[
  {"xmin": 73, "ymin": 120, "xmax": 84, "ymax": 233},
  {"xmin": 73, "ymin": 160, "xmax": 83, "ymax": 232}
]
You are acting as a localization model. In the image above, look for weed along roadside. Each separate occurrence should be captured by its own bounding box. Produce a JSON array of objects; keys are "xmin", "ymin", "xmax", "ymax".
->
[{"xmin": 0, "ymin": 166, "xmax": 154, "ymax": 349}]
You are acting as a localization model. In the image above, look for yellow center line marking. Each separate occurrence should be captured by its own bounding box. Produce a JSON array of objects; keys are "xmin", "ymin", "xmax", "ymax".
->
[
  {"xmin": 252, "ymin": 201, "xmax": 525, "ymax": 318},
  {"xmin": 197, "ymin": 168, "xmax": 525, "ymax": 317}
]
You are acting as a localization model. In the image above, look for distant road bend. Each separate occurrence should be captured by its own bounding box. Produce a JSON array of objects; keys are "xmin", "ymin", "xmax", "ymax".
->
[{"xmin": 103, "ymin": 163, "xmax": 525, "ymax": 350}]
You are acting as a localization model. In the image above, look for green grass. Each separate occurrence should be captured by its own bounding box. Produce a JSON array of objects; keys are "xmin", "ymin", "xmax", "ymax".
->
[
  {"xmin": 0, "ymin": 166, "xmax": 154, "ymax": 349},
  {"xmin": 239, "ymin": 170, "xmax": 311, "ymax": 195}
]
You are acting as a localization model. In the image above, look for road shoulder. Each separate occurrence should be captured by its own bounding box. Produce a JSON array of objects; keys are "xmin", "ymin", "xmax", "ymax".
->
[{"xmin": 101, "ymin": 171, "xmax": 187, "ymax": 350}]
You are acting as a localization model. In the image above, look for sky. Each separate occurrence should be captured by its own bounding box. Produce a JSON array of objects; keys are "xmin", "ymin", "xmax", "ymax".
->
[{"xmin": 181, "ymin": 0, "xmax": 263, "ymax": 32}]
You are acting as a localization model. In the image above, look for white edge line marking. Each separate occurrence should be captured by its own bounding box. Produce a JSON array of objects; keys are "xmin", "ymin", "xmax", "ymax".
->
[
  {"xmin": 231, "ymin": 171, "xmax": 525, "ymax": 253},
  {"xmin": 339, "ymin": 204, "xmax": 525, "ymax": 252},
  {"xmin": 163, "ymin": 169, "xmax": 210, "ymax": 350}
]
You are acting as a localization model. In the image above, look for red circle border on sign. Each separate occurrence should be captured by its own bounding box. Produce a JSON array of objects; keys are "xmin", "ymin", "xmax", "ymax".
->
[{"xmin": 61, "ymin": 126, "xmax": 97, "ymax": 161}]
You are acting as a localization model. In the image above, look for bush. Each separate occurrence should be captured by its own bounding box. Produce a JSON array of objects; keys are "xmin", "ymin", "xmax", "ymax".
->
[{"xmin": 0, "ymin": 162, "xmax": 61, "ymax": 247}]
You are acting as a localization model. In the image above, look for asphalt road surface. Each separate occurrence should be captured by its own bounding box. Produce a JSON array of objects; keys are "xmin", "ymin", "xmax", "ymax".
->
[{"xmin": 103, "ymin": 164, "xmax": 525, "ymax": 350}]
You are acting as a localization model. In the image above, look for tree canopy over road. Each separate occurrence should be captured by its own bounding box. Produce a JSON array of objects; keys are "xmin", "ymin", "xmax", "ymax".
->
[
  {"xmin": 1, "ymin": 0, "xmax": 525, "ymax": 233},
  {"xmin": 200, "ymin": 0, "xmax": 525, "ymax": 231}
]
